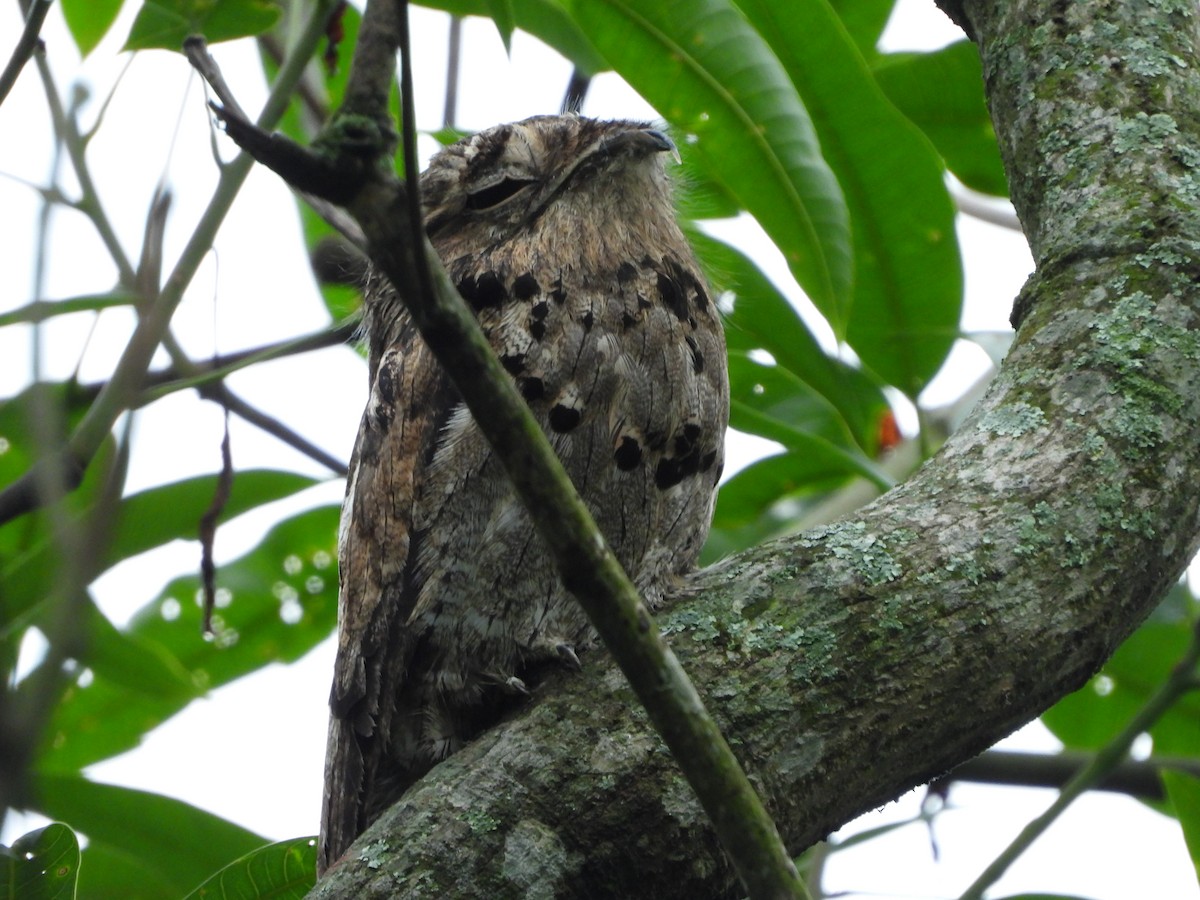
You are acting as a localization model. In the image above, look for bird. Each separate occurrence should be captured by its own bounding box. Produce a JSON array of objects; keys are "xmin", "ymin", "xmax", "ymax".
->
[{"xmin": 318, "ymin": 114, "xmax": 729, "ymax": 874}]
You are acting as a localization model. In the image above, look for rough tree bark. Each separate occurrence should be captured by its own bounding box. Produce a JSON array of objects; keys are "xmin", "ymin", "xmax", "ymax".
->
[{"xmin": 312, "ymin": 0, "xmax": 1200, "ymax": 897}]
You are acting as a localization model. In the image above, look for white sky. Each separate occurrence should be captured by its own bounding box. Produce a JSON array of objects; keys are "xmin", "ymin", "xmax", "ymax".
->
[{"xmin": 0, "ymin": 1, "xmax": 1195, "ymax": 898}]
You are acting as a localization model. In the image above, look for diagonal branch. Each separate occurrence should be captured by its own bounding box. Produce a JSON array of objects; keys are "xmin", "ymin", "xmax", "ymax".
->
[{"xmin": 0, "ymin": 0, "xmax": 50, "ymax": 107}]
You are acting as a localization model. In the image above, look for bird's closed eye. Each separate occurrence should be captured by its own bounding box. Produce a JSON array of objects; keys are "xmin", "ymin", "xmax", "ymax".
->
[{"xmin": 465, "ymin": 177, "xmax": 537, "ymax": 211}]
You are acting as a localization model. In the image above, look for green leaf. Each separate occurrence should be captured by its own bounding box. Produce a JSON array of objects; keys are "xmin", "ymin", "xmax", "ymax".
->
[
  {"xmin": 38, "ymin": 506, "xmax": 340, "ymax": 771},
  {"xmin": 77, "ymin": 598, "xmax": 200, "ymax": 700},
  {"xmin": 182, "ymin": 837, "xmax": 317, "ymax": 900},
  {"xmin": 875, "ymin": 41, "xmax": 1009, "ymax": 197},
  {"xmin": 484, "ymin": 0, "xmax": 517, "ymax": 52},
  {"xmin": 61, "ymin": 0, "xmax": 126, "ymax": 56},
  {"xmin": 827, "ymin": 0, "xmax": 896, "ymax": 58},
  {"xmin": 418, "ymin": 0, "xmax": 608, "ymax": 75},
  {"xmin": 1042, "ymin": 592, "xmax": 1200, "ymax": 757},
  {"xmin": 70, "ymin": 843, "xmax": 176, "ymax": 900},
  {"xmin": 689, "ymin": 229, "xmax": 887, "ymax": 450},
  {"xmin": 565, "ymin": 0, "xmax": 852, "ymax": 326},
  {"xmin": 0, "ymin": 823, "xmax": 80, "ymax": 900},
  {"xmin": 2, "ymin": 470, "xmax": 320, "ymax": 635},
  {"xmin": 1163, "ymin": 770, "xmax": 1200, "ymax": 883},
  {"xmin": 32, "ymin": 773, "xmax": 264, "ymax": 899},
  {"xmin": 124, "ymin": 0, "xmax": 282, "ymax": 51},
  {"xmin": 713, "ymin": 450, "xmax": 861, "ymax": 529},
  {"xmin": 106, "ymin": 470, "xmax": 321, "ymax": 569},
  {"xmin": 734, "ymin": 0, "xmax": 962, "ymax": 396}
]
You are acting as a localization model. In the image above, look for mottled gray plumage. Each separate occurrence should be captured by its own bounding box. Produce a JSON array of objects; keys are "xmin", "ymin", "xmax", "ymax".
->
[{"xmin": 319, "ymin": 115, "xmax": 728, "ymax": 873}]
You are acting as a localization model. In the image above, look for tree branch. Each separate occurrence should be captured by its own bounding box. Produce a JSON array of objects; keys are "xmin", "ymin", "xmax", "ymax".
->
[
  {"xmin": 304, "ymin": 0, "xmax": 1200, "ymax": 896},
  {"xmin": 946, "ymin": 750, "xmax": 1200, "ymax": 802},
  {"xmin": 0, "ymin": 0, "xmax": 50, "ymax": 107}
]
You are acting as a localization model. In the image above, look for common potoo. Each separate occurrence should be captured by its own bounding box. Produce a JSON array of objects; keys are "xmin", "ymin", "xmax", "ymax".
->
[{"xmin": 319, "ymin": 115, "xmax": 729, "ymax": 873}]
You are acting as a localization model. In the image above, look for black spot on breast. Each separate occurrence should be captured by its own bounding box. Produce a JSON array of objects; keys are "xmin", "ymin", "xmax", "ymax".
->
[
  {"xmin": 614, "ymin": 436, "xmax": 642, "ymax": 470},
  {"xmin": 617, "ymin": 261, "xmax": 638, "ymax": 283},
  {"xmin": 674, "ymin": 424, "xmax": 701, "ymax": 456},
  {"xmin": 581, "ymin": 311, "xmax": 594, "ymax": 331},
  {"xmin": 657, "ymin": 272, "xmax": 688, "ymax": 322},
  {"xmin": 501, "ymin": 353, "xmax": 526, "ymax": 375},
  {"xmin": 457, "ymin": 271, "xmax": 508, "ymax": 310},
  {"xmin": 532, "ymin": 301, "xmax": 549, "ymax": 321},
  {"xmin": 551, "ymin": 284, "xmax": 566, "ymax": 305},
  {"xmin": 655, "ymin": 458, "xmax": 684, "ymax": 490},
  {"xmin": 638, "ymin": 294, "xmax": 652, "ymax": 310},
  {"xmin": 549, "ymin": 404, "xmax": 582, "ymax": 433},
  {"xmin": 621, "ymin": 312, "xmax": 636, "ymax": 330},
  {"xmin": 530, "ymin": 320, "xmax": 547, "ymax": 340},
  {"xmin": 700, "ymin": 450, "xmax": 718, "ymax": 472},
  {"xmin": 693, "ymin": 283, "xmax": 711, "ymax": 308},
  {"xmin": 513, "ymin": 273, "xmax": 541, "ymax": 300},
  {"xmin": 686, "ymin": 336, "xmax": 704, "ymax": 373},
  {"xmin": 520, "ymin": 377, "xmax": 545, "ymax": 401}
]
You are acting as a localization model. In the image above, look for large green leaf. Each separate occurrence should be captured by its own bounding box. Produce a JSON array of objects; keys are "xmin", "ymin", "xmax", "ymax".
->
[
  {"xmin": 874, "ymin": 41, "xmax": 1009, "ymax": 197},
  {"xmin": 418, "ymin": 0, "xmax": 608, "ymax": 75},
  {"xmin": 33, "ymin": 774, "xmax": 265, "ymax": 899},
  {"xmin": 2, "ymin": 470, "xmax": 320, "ymax": 633},
  {"xmin": 124, "ymin": 0, "xmax": 282, "ymax": 51},
  {"xmin": 0, "ymin": 823, "xmax": 80, "ymax": 900},
  {"xmin": 734, "ymin": 0, "xmax": 962, "ymax": 396},
  {"xmin": 182, "ymin": 837, "xmax": 317, "ymax": 900},
  {"xmin": 76, "ymin": 596, "xmax": 200, "ymax": 700},
  {"xmin": 1162, "ymin": 770, "xmax": 1200, "ymax": 882},
  {"xmin": 69, "ymin": 843, "xmax": 177, "ymax": 900},
  {"xmin": 827, "ymin": 0, "xmax": 896, "ymax": 58},
  {"xmin": 565, "ymin": 0, "xmax": 852, "ymax": 327},
  {"xmin": 690, "ymin": 229, "xmax": 887, "ymax": 451},
  {"xmin": 37, "ymin": 505, "xmax": 340, "ymax": 772}
]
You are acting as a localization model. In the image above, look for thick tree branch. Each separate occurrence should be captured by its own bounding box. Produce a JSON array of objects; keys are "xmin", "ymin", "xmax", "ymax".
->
[{"xmin": 308, "ymin": 0, "xmax": 1200, "ymax": 896}]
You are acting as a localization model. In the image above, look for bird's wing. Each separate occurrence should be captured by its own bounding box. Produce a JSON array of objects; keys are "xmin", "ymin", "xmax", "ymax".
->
[{"xmin": 318, "ymin": 318, "xmax": 451, "ymax": 873}]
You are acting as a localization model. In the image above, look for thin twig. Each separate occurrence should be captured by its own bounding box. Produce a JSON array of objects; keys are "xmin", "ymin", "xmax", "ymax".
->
[
  {"xmin": 443, "ymin": 16, "xmax": 461, "ymax": 128},
  {"xmin": 117, "ymin": 320, "xmax": 359, "ymax": 404},
  {"xmin": 0, "ymin": 0, "xmax": 50, "ymax": 107},
  {"xmin": 959, "ymin": 618, "xmax": 1200, "ymax": 900}
]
